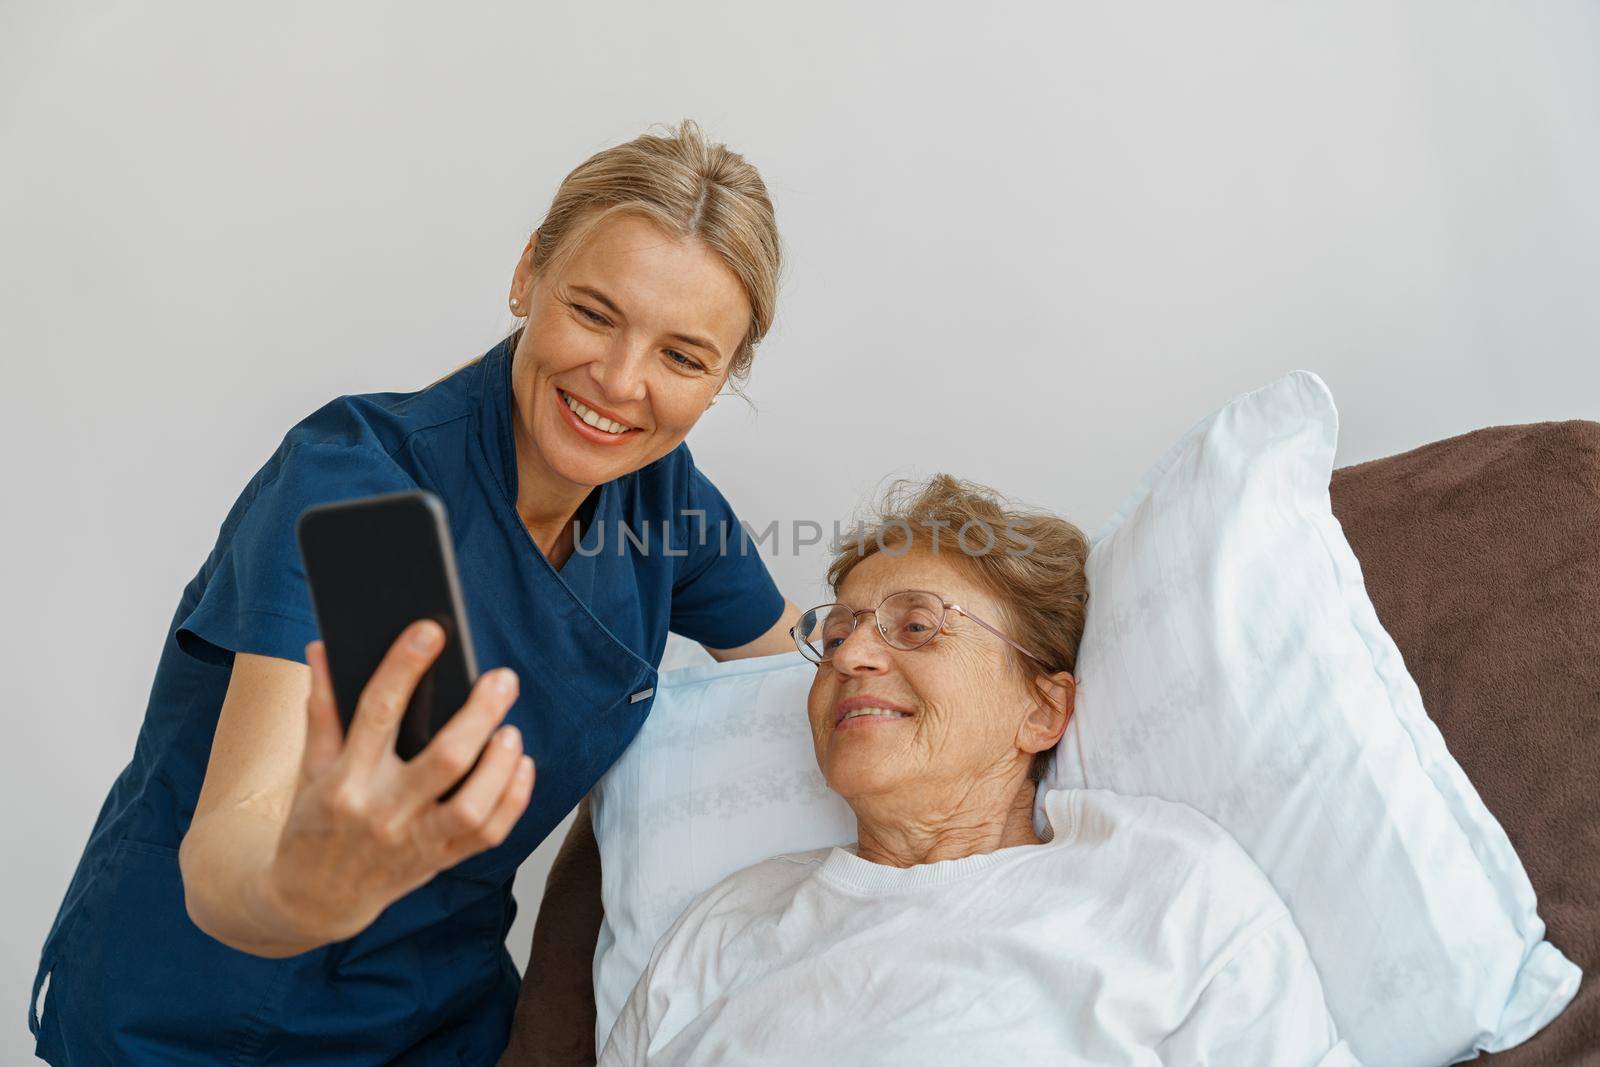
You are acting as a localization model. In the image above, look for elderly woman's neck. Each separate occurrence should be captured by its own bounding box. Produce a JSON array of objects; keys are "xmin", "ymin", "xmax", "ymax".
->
[{"xmin": 852, "ymin": 773, "xmax": 1043, "ymax": 868}]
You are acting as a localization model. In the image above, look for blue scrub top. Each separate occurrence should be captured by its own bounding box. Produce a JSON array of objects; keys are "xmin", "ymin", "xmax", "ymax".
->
[{"xmin": 30, "ymin": 332, "xmax": 785, "ymax": 1065}]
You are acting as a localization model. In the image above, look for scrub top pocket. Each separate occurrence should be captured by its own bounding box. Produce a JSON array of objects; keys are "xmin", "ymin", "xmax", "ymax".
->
[
  {"xmin": 44, "ymin": 839, "xmax": 290, "ymax": 1065},
  {"xmin": 41, "ymin": 839, "xmax": 520, "ymax": 1066}
]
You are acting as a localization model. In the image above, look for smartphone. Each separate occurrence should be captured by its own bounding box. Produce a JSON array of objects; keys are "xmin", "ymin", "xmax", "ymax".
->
[{"xmin": 296, "ymin": 490, "xmax": 479, "ymax": 762}]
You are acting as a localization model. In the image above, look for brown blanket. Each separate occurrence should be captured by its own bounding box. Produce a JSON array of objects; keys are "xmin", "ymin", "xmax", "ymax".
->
[
  {"xmin": 501, "ymin": 419, "xmax": 1600, "ymax": 1067},
  {"xmin": 1330, "ymin": 420, "xmax": 1599, "ymax": 1066}
]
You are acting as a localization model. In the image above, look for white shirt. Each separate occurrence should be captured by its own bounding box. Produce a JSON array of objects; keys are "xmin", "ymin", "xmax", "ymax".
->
[{"xmin": 599, "ymin": 788, "xmax": 1360, "ymax": 1066}]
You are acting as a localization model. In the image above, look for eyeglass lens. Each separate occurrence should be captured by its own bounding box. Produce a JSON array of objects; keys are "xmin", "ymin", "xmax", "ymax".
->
[{"xmin": 797, "ymin": 591, "xmax": 945, "ymax": 661}]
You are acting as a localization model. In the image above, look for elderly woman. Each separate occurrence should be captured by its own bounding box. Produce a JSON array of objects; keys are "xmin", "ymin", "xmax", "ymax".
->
[{"xmin": 598, "ymin": 476, "xmax": 1358, "ymax": 1066}]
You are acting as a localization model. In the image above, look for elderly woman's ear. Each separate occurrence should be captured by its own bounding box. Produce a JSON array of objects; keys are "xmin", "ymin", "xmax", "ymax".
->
[{"xmin": 1018, "ymin": 671, "xmax": 1077, "ymax": 761}]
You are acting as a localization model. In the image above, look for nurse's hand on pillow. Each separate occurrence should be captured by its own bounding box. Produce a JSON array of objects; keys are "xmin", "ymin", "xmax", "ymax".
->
[{"xmin": 180, "ymin": 620, "xmax": 533, "ymax": 958}]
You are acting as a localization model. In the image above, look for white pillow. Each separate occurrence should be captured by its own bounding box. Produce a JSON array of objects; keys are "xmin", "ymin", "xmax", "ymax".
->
[
  {"xmin": 1036, "ymin": 370, "xmax": 1580, "ymax": 1065},
  {"xmin": 589, "ymin": 652, "xmax": 856, "ymax": 1053}
]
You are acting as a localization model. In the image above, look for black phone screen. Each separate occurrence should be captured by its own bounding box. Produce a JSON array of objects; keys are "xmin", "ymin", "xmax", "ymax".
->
[{"xmin": 296, "ymin": 490, "xmax": 479, "ymax": 761}]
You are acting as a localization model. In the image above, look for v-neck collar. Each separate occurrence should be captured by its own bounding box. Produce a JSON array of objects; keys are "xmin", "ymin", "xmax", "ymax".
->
[{"xmin": 478, "ymin": 331, "xmax": 613, "ymax": 606}]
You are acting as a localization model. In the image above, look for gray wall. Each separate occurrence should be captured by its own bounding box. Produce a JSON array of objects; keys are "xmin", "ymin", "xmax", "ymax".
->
[{"xmin": 4, "ymin": 1, "xmax": 1597, "ymax": 1059}]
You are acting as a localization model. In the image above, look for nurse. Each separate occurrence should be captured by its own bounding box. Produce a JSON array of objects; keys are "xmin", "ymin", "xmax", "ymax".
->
[{"xmin": 30, "ymin": 120, "xmax": 800, "ymax": 1065}]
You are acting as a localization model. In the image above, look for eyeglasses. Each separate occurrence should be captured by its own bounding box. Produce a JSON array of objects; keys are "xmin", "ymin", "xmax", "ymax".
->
[{"xmin": 791, "ymin": 589, "xmax": 1055, "ymax": 668}]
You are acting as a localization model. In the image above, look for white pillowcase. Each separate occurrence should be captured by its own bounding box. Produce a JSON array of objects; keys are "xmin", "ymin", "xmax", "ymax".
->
[
  {"xmin": 1036, "ymin": 370, "xmax": 1579, "ymax": 1065},
  {"xmin": 590, "ymin": 371, "xmax": 1580, "ymax": 1064},
  {"xmin": 589, "ymin": 652, "xmax": 855, "ymax": 1054}
]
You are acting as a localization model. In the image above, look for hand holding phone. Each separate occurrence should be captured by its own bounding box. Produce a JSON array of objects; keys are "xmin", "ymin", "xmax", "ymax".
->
[
  {"xmin": 252, "ymin": 626, "xmax": 535, "ymax": 952},
  {"xmin": 223, "ymin": 490, "xmax": 539, "ymax": 952}
]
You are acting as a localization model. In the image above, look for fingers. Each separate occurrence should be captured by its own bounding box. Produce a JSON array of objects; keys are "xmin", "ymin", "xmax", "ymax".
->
[
  {"xmin": 437, "ymin": 755, "xmax": 536, "ymax": 869},
  {"xmin": 400, "ymin": 668, "xmax": 519, "ymax": 803},
  {"xmin": 302, "ymin": 642, "xmax": 344, "ymax": 775},
  {"xmin": 420, "ymin": 723, "xmax": 524, "ymax": 840},
  {"xmin": 342, "ymin": 620, "xmax": 444, "ymax": 771}
]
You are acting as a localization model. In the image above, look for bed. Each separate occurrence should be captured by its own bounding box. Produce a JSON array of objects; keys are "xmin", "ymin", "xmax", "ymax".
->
[{"xmin": 498, "ymin": 418, "xmax": 1600, "ymax": 1067}]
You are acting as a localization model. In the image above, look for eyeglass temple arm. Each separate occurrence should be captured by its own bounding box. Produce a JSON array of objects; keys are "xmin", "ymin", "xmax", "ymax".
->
[{"xmin": 945, "ymin": 604, "xmax": 1055, "ymax": 670}]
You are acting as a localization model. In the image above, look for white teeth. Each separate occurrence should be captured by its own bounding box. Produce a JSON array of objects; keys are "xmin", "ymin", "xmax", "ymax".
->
[
  {"xmin": 841, "ymin": 707, "xmax": 911, "ymax": 722},
  {"xmin": 561, "ymin": 390, "xmax": 632, "ymax": 434}
]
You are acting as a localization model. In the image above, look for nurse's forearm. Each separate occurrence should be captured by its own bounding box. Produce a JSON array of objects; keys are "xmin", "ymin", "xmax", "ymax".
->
[{"xmin": 179, "ymin": 808, "xmax": 324, "ymax": 959}]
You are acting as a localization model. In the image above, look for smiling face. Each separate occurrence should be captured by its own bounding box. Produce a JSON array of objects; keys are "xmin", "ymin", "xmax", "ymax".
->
[
  {"xmin": 805, "ymin": 548, "xmax": 1066, "ymax": 808},
  {"xmin": 506, "ymin": 212, "xmax": 752, "ymax": 495}
]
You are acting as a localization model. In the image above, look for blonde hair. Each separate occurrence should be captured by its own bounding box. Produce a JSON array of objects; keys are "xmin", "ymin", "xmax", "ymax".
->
[
  {"xmin": 826, "ymin": 474, "xmax": 1090, "ymax": 781},
  {"xmin": 524, "ymin": 119, "xmax": 781, "ymax": 392}
]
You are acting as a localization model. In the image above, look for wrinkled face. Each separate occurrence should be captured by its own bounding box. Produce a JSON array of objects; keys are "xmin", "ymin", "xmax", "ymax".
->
[
  {"xmin": 508, "ymin": 214, "xmax": 751, "ymax": 491},
  {"xmin": 806, "ymin": 549, "xmax": 1047, "ymax": 804}
]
